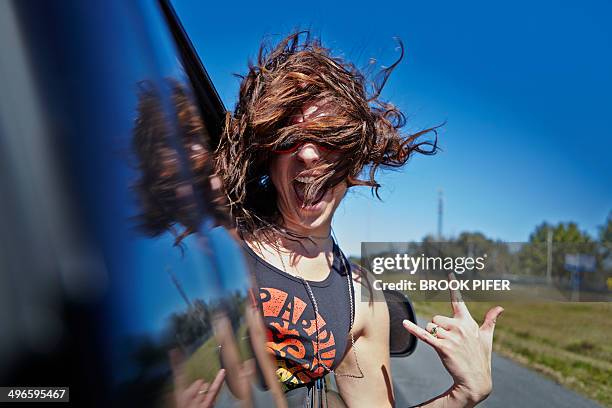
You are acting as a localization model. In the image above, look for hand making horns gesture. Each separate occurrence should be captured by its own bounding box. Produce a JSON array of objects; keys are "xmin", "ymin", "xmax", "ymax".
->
[{"xmin": 402, "ymin": 273, "xmax": 504, "ymax": 407}]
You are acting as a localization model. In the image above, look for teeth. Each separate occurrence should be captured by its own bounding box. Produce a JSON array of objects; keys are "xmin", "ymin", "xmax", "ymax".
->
[{"xmin": 295, "ymin": 176, "xmax": 316, "ymax": 183}]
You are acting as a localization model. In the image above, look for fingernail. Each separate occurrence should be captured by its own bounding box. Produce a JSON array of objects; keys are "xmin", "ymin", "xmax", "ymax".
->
[{"xmin": 402, "ymin": 319, "xmax": 410, "ymax": 326}]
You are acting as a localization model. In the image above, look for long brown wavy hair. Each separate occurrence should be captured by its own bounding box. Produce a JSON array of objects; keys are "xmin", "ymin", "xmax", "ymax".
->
[
  {"xmin": 215, "ymin": 31, "xmax": 440, "ymax": 239},
  {"xmin": 131, "ymin": 79, "xmax": 231, "ymax": 247}
]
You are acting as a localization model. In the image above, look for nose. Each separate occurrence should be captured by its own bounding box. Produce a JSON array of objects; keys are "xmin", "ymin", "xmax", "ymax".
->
[{"xmin": 295, "ymin": 143, "xmax": 322, "ymax": 166}]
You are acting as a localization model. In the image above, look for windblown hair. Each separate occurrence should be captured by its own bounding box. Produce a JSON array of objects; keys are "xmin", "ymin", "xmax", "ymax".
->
[
  {"xmin": 131, "ymin": 80, "xmax": 231, "ymax": 247},
  {"xmin": 215, "ymin": 31, "xmax": 439, "ymax": 238}
]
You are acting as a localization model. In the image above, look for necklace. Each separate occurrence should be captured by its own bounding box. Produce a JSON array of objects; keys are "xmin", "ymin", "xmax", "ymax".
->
[
  {"xmin": 276, "ymin": 236, "xmax": 364, "ymax": 380},
  {"xmin": 279, "ymin": 226, "xmax": 332, "ymax": 241}
]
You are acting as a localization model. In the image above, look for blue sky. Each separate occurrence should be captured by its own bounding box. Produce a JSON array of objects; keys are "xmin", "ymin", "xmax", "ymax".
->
[{"xmin": 174, "ymin": 0, "xmax": 611, "ymax": 255}]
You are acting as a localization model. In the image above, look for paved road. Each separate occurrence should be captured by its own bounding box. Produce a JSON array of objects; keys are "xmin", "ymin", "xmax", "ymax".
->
[{"xmin": 391, "ymin": 318, "xmax": 602, "ymax": 408}]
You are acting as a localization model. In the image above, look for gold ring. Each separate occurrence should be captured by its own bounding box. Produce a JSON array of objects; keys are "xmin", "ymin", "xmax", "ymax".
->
[
  {"xmin": 430, "ymin": 325, "xmax": 439, "ymax": 338},
  {"xmin": 197, "ymin": 389, "xmax": 208, "ymax": 395}
]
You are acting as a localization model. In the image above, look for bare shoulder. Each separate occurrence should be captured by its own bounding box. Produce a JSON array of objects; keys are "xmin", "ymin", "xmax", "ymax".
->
[{"xmin": 349, "ymin": 262, "xmax": 389, "ymax": 338}]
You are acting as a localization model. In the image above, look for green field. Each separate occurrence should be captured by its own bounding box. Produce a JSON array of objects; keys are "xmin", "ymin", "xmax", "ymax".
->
[
  {"xmin": 183, "ymin": 323, "xmax": 251, "ymax": 384},
  {"xmin": 413, "ymin": 300, "xmax": 612, "ymax": 407}
]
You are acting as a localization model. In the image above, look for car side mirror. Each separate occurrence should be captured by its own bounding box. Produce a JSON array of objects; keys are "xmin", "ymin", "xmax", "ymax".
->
[{"xmin": 384, "ymin": 289, "xmax": 418, "ymax": 357}]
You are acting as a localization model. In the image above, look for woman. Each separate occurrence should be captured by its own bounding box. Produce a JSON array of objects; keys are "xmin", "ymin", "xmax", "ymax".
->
[{"xmin": 214, "ymin": 32, "xmax": 504, "ymax": 407}]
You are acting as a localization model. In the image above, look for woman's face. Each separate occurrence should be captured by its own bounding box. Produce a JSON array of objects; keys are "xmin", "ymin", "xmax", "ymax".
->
[{"xmin": 269, "ymin": 143, "xmax": 347, "ymax": 235}]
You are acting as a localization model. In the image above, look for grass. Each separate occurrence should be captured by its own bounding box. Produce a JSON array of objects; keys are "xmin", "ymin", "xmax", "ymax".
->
[
  {"xmin": 156, "ymin": 324, "xmax": 251, "ymax": 407},
  {"xmin": 183, "ymin": 322, "xmax": 251, "ymax": 384},
  {"xmin": 413, "ymin": 300, "xmax": 612, "ymax": 407}
]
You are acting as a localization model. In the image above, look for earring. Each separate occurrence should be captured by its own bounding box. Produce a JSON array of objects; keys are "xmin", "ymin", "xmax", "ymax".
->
[{"xmin": 259, "ymin": 174, "xmax": 271, "ymax": 188}]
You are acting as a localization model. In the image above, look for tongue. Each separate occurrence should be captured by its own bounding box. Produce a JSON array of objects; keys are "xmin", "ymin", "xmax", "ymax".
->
[{"xmin": 294, "ymin": 182, "xmax": 325, "ymax": 206}]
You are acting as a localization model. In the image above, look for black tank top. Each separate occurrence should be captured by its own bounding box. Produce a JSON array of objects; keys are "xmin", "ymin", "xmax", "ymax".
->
[{"xmin": 242, "ymin": 241, "xmax": 354, "ymax": 391}]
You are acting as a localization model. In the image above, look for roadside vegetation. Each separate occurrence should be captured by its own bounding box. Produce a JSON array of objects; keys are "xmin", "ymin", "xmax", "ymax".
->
[
  {"xmin": 357, "ymin": 214, "xmax": 612, "ymax": 406},
  {"xmin": 414, "ymin": 301, "xmax": 612, "ymax": 407}
]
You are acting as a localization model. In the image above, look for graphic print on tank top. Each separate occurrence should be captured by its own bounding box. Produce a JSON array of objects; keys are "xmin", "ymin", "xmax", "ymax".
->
[
  {"xmin": 259, "ymin": 286, "xmax": 337, "ymax": 388},
  {"xmin": 242, "ymin": 240, "xmax": 354, "ymax": 391}
]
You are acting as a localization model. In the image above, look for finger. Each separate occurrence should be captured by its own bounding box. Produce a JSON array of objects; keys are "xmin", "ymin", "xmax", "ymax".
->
[
  {"xmin": 480, "ymin": 306, "xmax": 504, "ymax": 335},
  {"xmin": 431, "ymin": 315, "xmax": 456, "ymax": 330},
  {"xmin": 403, "ymin": 319, "xmax": 439, "ymax": 348},
  {"xmin": 448, "ymin": 272, "xmax": 470, "ymax": 318},
  {"xmin": 425, "ymin": 322, "xmax": 448, "ymax": 339},
  {"xmin": 201, "ymin": 369, "xmax": 226, "ymax": 407},
  {"xmin": 194, "ymin": 382, "xmax": 210, "ymax": 406},
  {"xmin": 184, "ymin": 379, "xmax": 205, "ymax": 402}
]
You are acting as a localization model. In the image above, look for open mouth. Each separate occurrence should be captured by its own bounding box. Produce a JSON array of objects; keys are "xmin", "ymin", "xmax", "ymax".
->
[{"xmin": 293, "ymin": 176, "xmax": 326, "ymax": 208}]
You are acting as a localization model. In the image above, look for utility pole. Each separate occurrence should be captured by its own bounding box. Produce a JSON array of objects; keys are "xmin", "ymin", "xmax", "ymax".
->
[
  {"xmin": 437, "ymin": 189, "xmax": 444, "ymax": 241},
  {"xmin": 546, "ymin": 228, "xmax": 553, "ymax": 285},
  {"xmin": 167, "ymin": 267, "xmax": 192, "ymax": 309}
]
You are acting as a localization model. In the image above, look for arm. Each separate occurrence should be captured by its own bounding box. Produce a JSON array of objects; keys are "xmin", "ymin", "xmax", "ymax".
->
[
  {"xmin": 337, "ymin": 271, "xmax": 502, "ymax": 408},
  {"xmin": 334, "ymin": 272, "xmax": 395, "ymax": 408}
]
